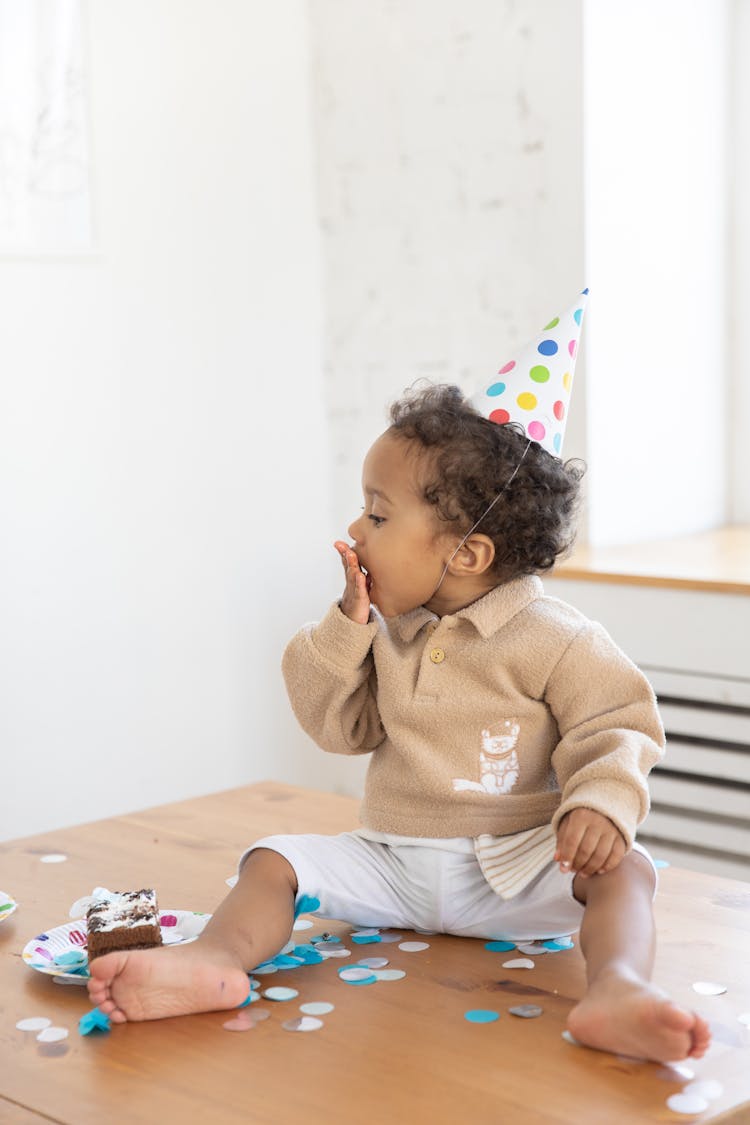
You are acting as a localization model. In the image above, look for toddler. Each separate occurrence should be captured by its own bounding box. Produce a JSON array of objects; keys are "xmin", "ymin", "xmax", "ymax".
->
[{"xmin": 88, "ymin": 383, "xmax": 711, "ymax": 1064}]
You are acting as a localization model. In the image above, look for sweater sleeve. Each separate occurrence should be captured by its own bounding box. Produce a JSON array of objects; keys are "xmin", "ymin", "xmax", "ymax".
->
[
  {"xmin": 544, "ymin": 620, "xmax": 665, "ymax": 849},
  {"xmin": 281, "ymin": 602, "xmax": 385, "ymax": 756}
]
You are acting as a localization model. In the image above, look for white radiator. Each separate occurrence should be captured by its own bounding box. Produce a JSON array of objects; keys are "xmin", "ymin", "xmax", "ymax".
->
[{"xmin": 638, "ymin": 668, "xmax": 750, "ymax": 882}]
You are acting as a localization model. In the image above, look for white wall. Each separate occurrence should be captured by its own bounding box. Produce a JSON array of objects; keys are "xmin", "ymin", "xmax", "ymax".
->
[
  {"xmin": 583, "ymin": 0, "xmax": 729, "ymax": 546},
  {"xmin": 0, "ymin": 0, "xmax": 341, "ymax": 842},
  {"xmin": 730, "ymin": 0, "xmax": 750, "ymax": 522},
  {"xmin": 310, "ymin": 0, "xmax": 587, "ymax": 528}
]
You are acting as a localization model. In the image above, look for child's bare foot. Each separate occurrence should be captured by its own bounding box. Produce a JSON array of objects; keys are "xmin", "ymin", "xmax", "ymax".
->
[
  {"xmin": 87, "ymin": 942, "xmax": 250, "ymax": 1022},
  {"xmin": 567, "ymin": 969, "xmax": 712, "ymax": 1063}
]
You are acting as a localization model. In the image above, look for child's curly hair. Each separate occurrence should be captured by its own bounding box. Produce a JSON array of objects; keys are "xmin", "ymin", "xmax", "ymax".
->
[{"xmin": 388, "ymin": 383, "xmax": 584, "ymax": 582}]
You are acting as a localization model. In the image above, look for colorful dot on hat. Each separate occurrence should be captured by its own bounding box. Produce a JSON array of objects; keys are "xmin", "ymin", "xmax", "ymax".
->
[
  {"xmin": 486, "ymin": 382, "xmax": 506, "ymax": 397},
  {"xmin": 528, "ymin": 421, "xmax": 546, "ymax": 442},
  {"xmin": 498, "ymin": 360, "xmax": 516, "ymax": 374},
  {"xmin": 553, "ymin": 433, "xmax": 562, "ymax": 454},
  {"xmin": 544, "ymin": 317, "xmax": 559, "ymax": 330},
  {"xmin": 574, "ymin": 308, "xmax": 583, "ymax": 325},
  {"xmin": 553, "ymin": 401, "xmax": 565, "ymax": 421},
  {"xmin": 489, "ymin": 408, "xmax": 510, "ymax": 424},
  {"xmin": 537, "ymin": 340, "xmax": 558, "ymax": 357},
  {"xmin": 568, "ymin": 340, "xmax": 577, "ymax": 358},
  {"xmin": 563, "ymin": 372, "xmax": 572, "ymax": 391},
  {"xmin": 517, "ymin": 392, "xmax": 537, "ymax": 411},
  {"xmin": 529, "ymin": 366, "xmax": 550, "ymax": 384}
]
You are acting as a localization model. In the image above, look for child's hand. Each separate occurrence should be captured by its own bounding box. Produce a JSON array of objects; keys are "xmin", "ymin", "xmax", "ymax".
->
[
  {"xmin": 334, "ymin": 541, "xmax": 371, "ymax": 625},
  {"xmin": 554, "ymin": 808, "xmax": 626, "ymax": 878}
]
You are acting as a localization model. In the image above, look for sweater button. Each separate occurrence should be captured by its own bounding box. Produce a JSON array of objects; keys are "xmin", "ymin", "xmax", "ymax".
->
[{"xmin": 430, "ymin": 647, "xmax": 445, "ymax": 664}]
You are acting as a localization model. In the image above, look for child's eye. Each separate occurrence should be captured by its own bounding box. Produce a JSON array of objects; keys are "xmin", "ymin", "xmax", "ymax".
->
[{"xmin": 368, "ymin": 515, "xmax": 386, "ymax": 527}]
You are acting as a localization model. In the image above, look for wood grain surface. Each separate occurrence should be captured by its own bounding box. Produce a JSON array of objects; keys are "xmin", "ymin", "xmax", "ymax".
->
[{"xmin": 1, "ymin": 782, "xmax": 749, "ymax": 1124}]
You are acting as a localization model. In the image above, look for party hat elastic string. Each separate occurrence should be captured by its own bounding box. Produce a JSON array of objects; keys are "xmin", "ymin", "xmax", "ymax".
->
[{"xmin": 429, "ymin": 439, "xmax": 532, "ymax": 599}]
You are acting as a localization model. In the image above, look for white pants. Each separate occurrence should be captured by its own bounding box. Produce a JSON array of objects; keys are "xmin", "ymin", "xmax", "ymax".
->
[{"xmin": 241, "ymin": 832, "xmax": 657, "ymax": 942}]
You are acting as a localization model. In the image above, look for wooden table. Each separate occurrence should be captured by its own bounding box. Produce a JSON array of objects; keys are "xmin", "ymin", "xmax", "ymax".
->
[{"xmin": 1, "ymin": 782, "xmax": 749, "ymax": 1124}]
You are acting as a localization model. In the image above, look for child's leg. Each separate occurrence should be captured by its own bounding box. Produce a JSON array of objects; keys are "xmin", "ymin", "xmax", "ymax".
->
[
  {"xmin": 567, "ymin": 850, "xmax": 711, "ymax": 1062},
  {"xmin": 87, "ymin": 848, "xmax": 297, "ymax": 1022}
]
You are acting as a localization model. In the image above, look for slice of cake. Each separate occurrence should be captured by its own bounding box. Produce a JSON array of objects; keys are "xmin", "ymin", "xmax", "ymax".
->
[{"xmin": 86, "ymin": 889, "xmax": 163, "ymax": 960}]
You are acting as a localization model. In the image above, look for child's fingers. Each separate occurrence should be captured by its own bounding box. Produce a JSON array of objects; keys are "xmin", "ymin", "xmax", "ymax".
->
[
  {"xmin": 555, "ymin": 819, "xmax": 588, "ymax": 872},
  {"xmin": 576, "ymin": 834, "xmax": 617, "ymax": 878}
]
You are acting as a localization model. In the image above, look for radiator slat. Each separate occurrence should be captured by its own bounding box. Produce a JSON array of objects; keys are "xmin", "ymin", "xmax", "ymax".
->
[
  {"xmin": 642, "ymin": 807, "xmax": 750, "ymax": 856},
  {"xmin": 660, "ymin": 740, "xmax": 750, "ymax": 783},
  {"xmin": 649, "ymin": 774, "xmax": 750, "ymax": 818},
  {"xmin": 658, "ymin": 702, "xmax": 750, "ymax": 744}
]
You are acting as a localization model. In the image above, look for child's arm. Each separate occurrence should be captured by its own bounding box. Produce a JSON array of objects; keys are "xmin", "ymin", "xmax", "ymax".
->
[
  {"xmin": 281, "ymin": 544, "xmax": 384, "ymax": 757},
  {"xmin": 545, "ymin": 621, "xmax": 665, "ymax": 873}
]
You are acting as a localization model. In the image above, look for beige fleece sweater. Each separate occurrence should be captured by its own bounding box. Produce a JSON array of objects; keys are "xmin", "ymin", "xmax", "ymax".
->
[{"xmin": 281, "ymin": 575, "xmax": 665, "ymax": 850}]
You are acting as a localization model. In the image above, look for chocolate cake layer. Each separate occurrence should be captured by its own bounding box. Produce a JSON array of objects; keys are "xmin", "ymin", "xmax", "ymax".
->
[{"xmin": 86, "ymin": 889, "xmax": 163, "ymax": 960}]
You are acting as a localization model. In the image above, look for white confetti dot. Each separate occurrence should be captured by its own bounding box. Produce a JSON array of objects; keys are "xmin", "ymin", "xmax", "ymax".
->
[
  {"xmin": 398, "ymin": 941, "xmax": 429, "ymax": 952},
  {"xmin": 52, "ymin": 977, "xmax": 87, "ymax": 987},
  {"xmin": 263, "ymin": 986, "xmax": 299, "ymax": 1002},
  {"xmin": 357, "ymin": 957, "xmax": 389, "ymax": 969},
  {"xmin": 683, "ymin": 1079, "xmax": 723, "ymax": 1101},
  {"xmin": 282, "ymin": 1016, "xmax": 323, "ymax": 1032},
  {"xmin": 502, "ymin": 958, "xmax": 535, "ymax": 970},
  {"xmin": 655, "ymin": 1062, "xmax": 695, "ymax": 1082},
  {"xmin": 300, "ymin": 1002, "xmax": 334, "ymax": 1016},
  {"xmin": 516, "ymin": 944, "xmax": 549, "ymax": 956},
  {"xmin": 372, "ymin": 969, "xmax": 406, "ymax": 981},
  {"xmin": 252, "ymin": 964, "xmax": 278, "ymax": 975},
  {"xmin": 225, "ymin": 874, "xmax": 238, "ymax": 888},
  {"xmin": 377, "ymin": 932, "xmax": 403, "ymax": 943},
  {"xmin": 692, "ymin": 981, "xmax": 727, "ymax": 996},
  {"xmin": 561, "ymin": 1030, "xmax": 580, "ymax": 1045},
  {"xmin": 293, "ymin": 918, "xmax": 314, "ymax": 931},
  {"xmin": 248, "ymin": 1008, "xmax": 270, "ymax": 1023},
  {"xmin": 317, "ymin": 947, "xmax": 350, "ymax": 959},
  {"xmin": 16, "ymin": 1017, "xmax": 52, "ymax": 1032},
  {"xmin": 737, "ymin": 1012, "xmax": 750, "ymax": 1027},
  {"xmin": 40, "ymin": 854, "xmax": 67, "ymax": 864},
  {"xmin": 666, "ymin": 1092, "xmax": 710, "ymax": 1115},
  {"xmin": 350, "ymin": 928, "xmax": 380, "ymax": 938},
  {"xmin": 36, "ymin": 1027, "xmax": 69, "ymax": 1043},
  {"xmin": 339, "ymin": 967, "xmax": 376, "ymax": 982}
]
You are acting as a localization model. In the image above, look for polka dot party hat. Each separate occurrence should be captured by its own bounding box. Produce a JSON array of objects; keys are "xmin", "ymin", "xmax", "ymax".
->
[{"xmin": 471, "ymin": 288, "xmax": 589, "ymax": 456}]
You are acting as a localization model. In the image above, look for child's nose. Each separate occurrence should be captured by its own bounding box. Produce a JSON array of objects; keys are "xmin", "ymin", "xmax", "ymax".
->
[{"xmin": 347, "ymin": 514, "xmax": 364, "ymax": 543}]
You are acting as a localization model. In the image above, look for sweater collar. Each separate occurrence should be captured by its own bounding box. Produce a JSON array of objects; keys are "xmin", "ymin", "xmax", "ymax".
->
[{"xmin": 390, "ymin": 575, "xmax": 544, "ymax": 643}]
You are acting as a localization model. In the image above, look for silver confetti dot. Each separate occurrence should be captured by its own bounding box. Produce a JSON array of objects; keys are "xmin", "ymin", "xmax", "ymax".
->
[
  {"xmin": 282, "ymin": 1016, "xmax": 323, "ymax": 1032},
  {"xmin": 509, "ymin": 1005, "xmax": 543, "ymax": 1019}
]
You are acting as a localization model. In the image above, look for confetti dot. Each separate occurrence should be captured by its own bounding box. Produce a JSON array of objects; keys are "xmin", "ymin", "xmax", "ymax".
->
[
  {"xmin": 653, "ymin": 859, "xmax": 670, "ymax": 869},
  {"xmin": 499, "ymin": 360, "xmax": 516, "ymax": 374},
  {"xmin": 338, "ymin": 967, "xmax": 376, "ymax": 984},
  {"xmin": 683, "ymin": 1080, "xmax": 723, "ymax": 1101},
  {"xmin": 293, "ymin": 918, "xmax": 313, "ymax": 931},
  {"xmin": 561, "ymin": 1030, "xmax": 580, "ymax": 1045},
  {"xmin": 517, "ymin": 392, "xmax": 537, "ymax": 411},
  {"xmin": 517, "ymin": 943, "xmax": 548, "ymax": 956},
  {"xmin": 527, "ymin": 421, "xmax": 546, "ymax": 442},
  {"xmin": 350, "ymin": 929, "xmax": 380, "ymax": 938},
  {"xmin": 486, "ymin": 382, "xmax": 506, "ymax": 396},
  {"xmin": 37, "ymin": 1027, "xmax": 68, "ymax": 1043},
  {"xmin": 253, "ymin": 964, "xmax": 278, "ymax": 974},
  {"xmin": 40, "ymin": 854, "xmax": 67, "ymax": 864},
  {"xmin": 300, "ymin": 1002, "xmax": 335, "ymax": 1016},
  {"xmin": 352, "ymin": 934, "xmax": 381, "ymax": 945},
  {"xmin": 465, "ymin": 1009, "xmax": 499, "ymax": 1024},
  {"xmin": 357, "ymin": 957, "xmax": 389, "ymax": 969},
  {"xmin": 283, "ymin": 1017, "xmax": 323, "ymax": 1032},
  {"xmin": 529, "ymin": 365, "xmax": 550, "ymax": 383},
  {"xmin": 398, "ymin": 942, "xmax": 429, "ymax": 952},
  {"xmin": 543, "ymin": 938, "xmax": 574, "ymax": 951},
  {"xmin": 692, "ymin": 981, "xmax": 727, "ymax": 996},
  {"xmin": 377, "ymin": 932, "xmax": 403, "ymax": 944},
  {"xmin": 489, "ymin": 408, "xmax": 511, "ymax": 424},
  {"xmin": 317, "ymin": 947, "xmax": 351, "ymax": 959},
  {"xmin": 563, "ymin": 372, "xmax": 572, "ymax": 391},
  {"xmin": 372, "ymin": 969, "xmax": 406, "ymax": 982},
  {"xmin": 485, "ymin": 941, "xmax": 516, "ymax": 952},
  {"xmin": 737, "ymin": 1012, "xmax": 750, "ymax": 1027},
  {"xmin": 223, "ymin": 1016, "xmax": 254, "ymax": 1032},
  {"xmin": 509, "ymin": 1005, "xmax": 543, "ymax": 1019},
  {"xmin": 248, "ymin": 1008, "xmax": 270, "ymax": 1023},
  {"xmin": 502, "ymin": 958, "xmax": 535, "ymax": 970},
  {"xmin": 553, "ymin": 433, "xmax": 562, "ymax": 454},
  {"xmin": 537, "ymin": 340, "xmax": 558, "ymax": 357},
  {"xmin": 263, "ymin": 987, "xmax": 299, "ymax": 1002},
  {"xmin": 544, "ymin": 317, "xmax": 560, "ymax": 330},
  {"xmin": 568, "ymin": 340, "xmax": 578, "ymax": 358},
  {"xmin": 16, "ymin": 1017, "xmax": 52, "ymax": 1032},
  {"xmin": 573, "ymin": 308, "xmax": 583, "ymax": 325},
  {"xmin": 553, "ymin": 400, "xmax": 565, "ymax": 421},
  {"xmin": 666, "ymin": 1093, "xmax": 709, "ymax": 1115}
]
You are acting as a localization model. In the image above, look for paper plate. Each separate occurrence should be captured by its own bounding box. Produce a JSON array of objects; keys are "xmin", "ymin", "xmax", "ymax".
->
[
  {"xmin": 0, "ymin": 891, "xmax": 18, "ymax": 923},
  {"xmin": 22, "ymin": 909, "xmax": 210, "ymax": 981}
]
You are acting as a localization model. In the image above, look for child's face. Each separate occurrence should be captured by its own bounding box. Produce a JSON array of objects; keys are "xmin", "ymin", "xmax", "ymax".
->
[{"xmin": 347, "ymin": 431, "xmax": 451, "ymax": 618}]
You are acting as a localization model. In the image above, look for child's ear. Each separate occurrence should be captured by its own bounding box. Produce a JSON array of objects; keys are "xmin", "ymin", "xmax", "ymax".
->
[{"xmin": 446, "ymin": 534, "xmax": 496, "ymax": 576}]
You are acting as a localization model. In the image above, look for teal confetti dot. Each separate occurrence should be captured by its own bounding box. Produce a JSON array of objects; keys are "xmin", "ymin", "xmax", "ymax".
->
[
  {"xmin": 465, "ymin": 1009, "xmax": 499, "ymax": 1024},
  {"xmin": 485, "ymin": 940, "xmax": 516, "ymax": 952},
  {"xmin": 79, "ymin": 1008, "xmax": 111, "ymax": 1035},
  {"xmin": 543, "ymin": 938, "xmax": 574, "ymax": 951}
]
